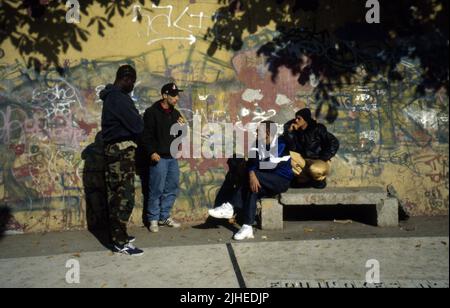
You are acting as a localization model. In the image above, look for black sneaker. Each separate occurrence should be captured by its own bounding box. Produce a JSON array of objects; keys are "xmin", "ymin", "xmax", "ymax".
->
[
  {"xmin": 113, "ymin": 243, "xmax": 144, "ymax": 256},
  {"xmin": 127, "ymin": 236, "xmax": 136, "ymax": 243}
]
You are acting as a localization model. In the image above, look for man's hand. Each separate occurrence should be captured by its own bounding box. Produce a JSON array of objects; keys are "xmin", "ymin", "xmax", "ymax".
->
[
  {"xmin": 151, "ymin": 153, "xmax": 161, "ymax": 163},
  {"xmin": 289, "ymin": 122, "xmax": 300, "ymax": 132},
  {"xmin": 177, "ymin": 116, "xmax": 186, "ymax": 126},
  {"xmin": 249, "ymin": 171, "xmax": 261, "ymax": 193}
]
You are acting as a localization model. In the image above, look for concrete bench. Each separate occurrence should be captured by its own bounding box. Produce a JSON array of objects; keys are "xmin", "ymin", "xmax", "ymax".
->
[{"xmin": 259, "ymin": 187, "xmax": 399, "ymax": 230}]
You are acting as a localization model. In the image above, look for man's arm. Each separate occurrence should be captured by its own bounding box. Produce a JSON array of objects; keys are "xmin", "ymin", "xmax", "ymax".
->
[
  {"xmin": 318, "ymin": 125, "xmax": 340, "ymax": 161},
  {"xmin": 141, "ymin": 109, "xmax": 159, "ymax": 160},
  {"xmin": 282, "ymin": 119, "xmax": 298, "ymax": 152}
]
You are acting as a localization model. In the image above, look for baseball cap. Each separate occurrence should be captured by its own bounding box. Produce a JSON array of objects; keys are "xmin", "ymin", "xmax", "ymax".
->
[{"xmin": 161, "ymin": 83, "xmax": 184, "ymax": 96}]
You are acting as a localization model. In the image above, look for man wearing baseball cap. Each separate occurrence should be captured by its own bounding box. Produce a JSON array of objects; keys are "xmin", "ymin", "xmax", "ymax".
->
[{"xmin": 141, "ymin": 83, "xmax": 185, "ymax": 232}]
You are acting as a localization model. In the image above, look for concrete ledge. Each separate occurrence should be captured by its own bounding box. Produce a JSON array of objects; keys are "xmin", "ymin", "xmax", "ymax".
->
[
  {"xmin": 377, "ymin": 198, "xmax": 399, "ymax": 227},
  {"xmin": 280, "ymin": 187, "xmax": 387, "ymax": 205},
  {"xmin": 260, "ymin": 199, "xmax": 283, "ymax": 230},
  {"xmin": 261, "ymin": 187, "xmax": 399, "ymax": 230}
]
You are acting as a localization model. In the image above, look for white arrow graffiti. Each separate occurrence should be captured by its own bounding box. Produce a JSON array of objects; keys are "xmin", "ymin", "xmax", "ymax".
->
[{"xmin": 147, "ymin": 34, "xmax": 196, "ymax": 46}]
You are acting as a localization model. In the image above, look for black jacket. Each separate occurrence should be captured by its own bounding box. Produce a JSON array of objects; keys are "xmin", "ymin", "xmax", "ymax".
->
[
  {"xmin": 141, "ymin": 100, "xmax": 183, "ymax": 158},
  {"xmin": 283, "ymin": 119, "xmax": 340, "ymax": 161},
  {"xmin": 100, "ymin": 84, "xmax": 144, "ymax": 144}
]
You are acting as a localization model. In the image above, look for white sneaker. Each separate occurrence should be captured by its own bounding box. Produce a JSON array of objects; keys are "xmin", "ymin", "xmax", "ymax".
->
[
  {"xmin": 208, "ymin": 202, "xmax": 234, "ymax": 219},
  {"xmin": 149, "ymin": 220, "xmax": 159, "ymax": 233},
  {"xmin": 234, "ymin": 224, "xmax": 254, "ymax": 241}
]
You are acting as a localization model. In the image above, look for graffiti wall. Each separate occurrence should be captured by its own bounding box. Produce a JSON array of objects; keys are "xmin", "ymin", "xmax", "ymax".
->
[{"xmin": 0, "ymin": 0, "xmax": 448, "ymax": 233}]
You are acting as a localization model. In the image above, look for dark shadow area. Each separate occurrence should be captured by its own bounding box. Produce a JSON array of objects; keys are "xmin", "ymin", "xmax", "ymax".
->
[
  {"xmin": 0, "ymin": 206, "xmax": 13, "ymax": 240},
  {"xmin": 81, "ymin": 132, "xmax": 111, "ymax": 250},
  {"xmin": 205, "ymin": 0, "xmax": 449, "ymax": 123},
  {"xmin": 135, "ymin": 141, "xmax": 150, "ymax": 229},
  {"xmin": 283, "ymin": 204, "xmax": 379, "ymax": 226},
  {"xmin": 0, "ymin": 0, "xmax": 160, "ymax": 72},
  {"xmin": 192, "ymin": 156, "xmax": 246, "ymax": 234}
]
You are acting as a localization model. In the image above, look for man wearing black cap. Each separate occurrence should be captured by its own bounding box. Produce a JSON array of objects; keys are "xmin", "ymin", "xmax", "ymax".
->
[
  {"xmin": 141, "ymin": 83, "xmax": 185, "ymax": 233},
  {"xmin": 283, "ymin": 108, "xmax": 340, "ymax": 189},
  {"xmin": 101, "ymin": 64, "xmax": 144, "ymax": 256}
]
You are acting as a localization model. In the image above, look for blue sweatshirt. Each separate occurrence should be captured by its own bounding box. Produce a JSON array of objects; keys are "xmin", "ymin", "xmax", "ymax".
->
[{"xmin": 247, "ymin": 136, "xmax": 294, "ymax": 181}]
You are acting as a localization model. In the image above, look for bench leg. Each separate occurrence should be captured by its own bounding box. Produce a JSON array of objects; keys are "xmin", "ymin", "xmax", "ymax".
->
[
  {"xmin": 376, "ymin": 198, "xmax": 399, "ymax": 227},
  {"xmin": 261, "ymin": 199, "xmax": 283, "ymax": 230}
]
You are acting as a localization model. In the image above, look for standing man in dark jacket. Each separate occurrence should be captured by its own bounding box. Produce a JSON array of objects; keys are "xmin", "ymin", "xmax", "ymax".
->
[
  {"xmin": 284, "ymin": 108, "xmax": 340, "ymax": 189},
  {"xmin": 101, "ymin": 65, "xmax": 144, "ymax": 256},
  {"xmin": 141, "ymin": 83, "xmax": 185, "ymax": 233}
]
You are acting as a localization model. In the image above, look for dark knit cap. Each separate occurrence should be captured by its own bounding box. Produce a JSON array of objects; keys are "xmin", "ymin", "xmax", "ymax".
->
[{"xmin": 295, "ymin": 108, "xmax": 313, "ymax": 124}]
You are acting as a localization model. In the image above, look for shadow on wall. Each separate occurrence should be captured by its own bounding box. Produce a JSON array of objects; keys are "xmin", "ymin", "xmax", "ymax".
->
[
  {"xmin": 0, "ymin": 0, "xmax": 160, "ymax": 72},
  {"xmin": 206, "ymin": 0, "xmax": 449, "ymax": 123},
  {"xmin": 81, "ymin": 132, "xmax": 111, "ymax": 249},
  {"xmin": 0, "ymin": 206, "xmax": 12, "ymax": 240},
  {"xmin": 136, "ymin": 141, "xmax": 150, "ymax": 228},
  {"xmin": 193, "ymin": 156, "xmax": 246, "ymax": 234}
]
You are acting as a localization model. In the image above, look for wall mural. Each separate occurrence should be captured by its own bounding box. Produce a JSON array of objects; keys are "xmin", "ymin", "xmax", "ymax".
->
[{"xmin": 0, "ymin": 1, "xmax": 448, "ymax": 233}]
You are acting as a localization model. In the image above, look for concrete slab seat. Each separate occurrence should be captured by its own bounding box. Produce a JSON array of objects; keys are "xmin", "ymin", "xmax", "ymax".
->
[{"xmin": 259, "ymin": 187, "xmax": 399, "ymax": 230}]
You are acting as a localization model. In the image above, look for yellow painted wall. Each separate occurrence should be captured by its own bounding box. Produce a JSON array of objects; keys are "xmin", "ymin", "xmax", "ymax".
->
[{"xmin": 0, "ymin": 0, "xmax": 448, "ymax": 233}]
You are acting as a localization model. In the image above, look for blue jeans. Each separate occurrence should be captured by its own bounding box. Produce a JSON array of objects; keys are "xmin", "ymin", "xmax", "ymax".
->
[{"xmin": 146, "ymin": 158, "xmax": 180, "ymax": 222}]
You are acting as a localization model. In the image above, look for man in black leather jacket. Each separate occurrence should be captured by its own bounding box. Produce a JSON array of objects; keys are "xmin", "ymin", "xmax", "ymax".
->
[{"xmin": 283, "ymin": 108, "xmax": 340, "ymax": 189}]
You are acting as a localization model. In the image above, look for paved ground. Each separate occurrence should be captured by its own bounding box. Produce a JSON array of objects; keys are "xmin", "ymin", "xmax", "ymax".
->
[{"xmin": 0, "ymin": 216, "xmax": 448, "ymax": 288}]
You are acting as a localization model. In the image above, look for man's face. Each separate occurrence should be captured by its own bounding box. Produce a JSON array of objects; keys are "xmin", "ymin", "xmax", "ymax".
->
[
  {"xmin": 295, "ymin": 116, "xmax": 307, "ymax": 129},
  {"xmin": 122, "ymin": 76, "xmax": 137, "ymax": 94},
  {"xmin": 164, "ymin": 94, "xmax": 180, "ymax": 106},
  {"xmin": 257, "ymin": 124, "xmax": 276, "ymax": 145}
]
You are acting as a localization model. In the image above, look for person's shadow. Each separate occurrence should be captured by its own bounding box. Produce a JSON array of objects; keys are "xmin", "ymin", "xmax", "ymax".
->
[
  {"xmin": 0, "ymin": 206, "xmax": 12, "ymax": 240},
  {"xmin": 135, "ymin": 141, "xmax": 150, "ymax": 229},
  {"xmin": 81, "ymin": 132, "xmax": 112, "ymax": 250},
  {"xmin": 193, "ymin": 156, "xmax": 247, "ymax": 234}
]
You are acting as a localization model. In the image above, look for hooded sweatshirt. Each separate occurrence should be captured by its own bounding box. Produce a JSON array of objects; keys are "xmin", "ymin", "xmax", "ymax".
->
[
  {"xmin": 100, "ymin": 84, "xmax": 144, "ymax": 144},
  {"xmin": 247, "ymin": 135, "xmax": 294, "ymax": 181}
]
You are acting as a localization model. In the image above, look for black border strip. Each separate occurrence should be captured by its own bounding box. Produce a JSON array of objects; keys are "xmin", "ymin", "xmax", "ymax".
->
[{"xmin": 226, "ymin": 243, "xmax": 247, "ymax": 288}]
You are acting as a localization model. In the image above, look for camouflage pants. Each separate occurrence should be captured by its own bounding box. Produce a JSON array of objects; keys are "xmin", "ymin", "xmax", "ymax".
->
[{"xmin": 104, "ymin": 143, "xmax": 136, "ymax": 246}]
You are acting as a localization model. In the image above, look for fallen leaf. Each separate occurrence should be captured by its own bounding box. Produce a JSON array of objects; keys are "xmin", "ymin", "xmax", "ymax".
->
[
  {"xmin": 304, "ymin": 228, "xmax": 314, "ymax": 233},
  {"xmin": 415, "ymin": 244, "xmax": 422, "ymax": 248},
  {"xmin": 334, "ymin": 219, "xmax": 353, "ymax": 224},
  {"xmin": 442, "ymin": 241, "xmax": 448, "ymax": 246},
  {"xmin": 101, "ymin": 283, "xmax": 107, "ymax": 288},
  {"xmin": 72, "ymin": 253, "xmax": 81, "ymax": 258},
  {"xmin": 261, "ymin": 236, "xmax": 268, "ymax": 240}
]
